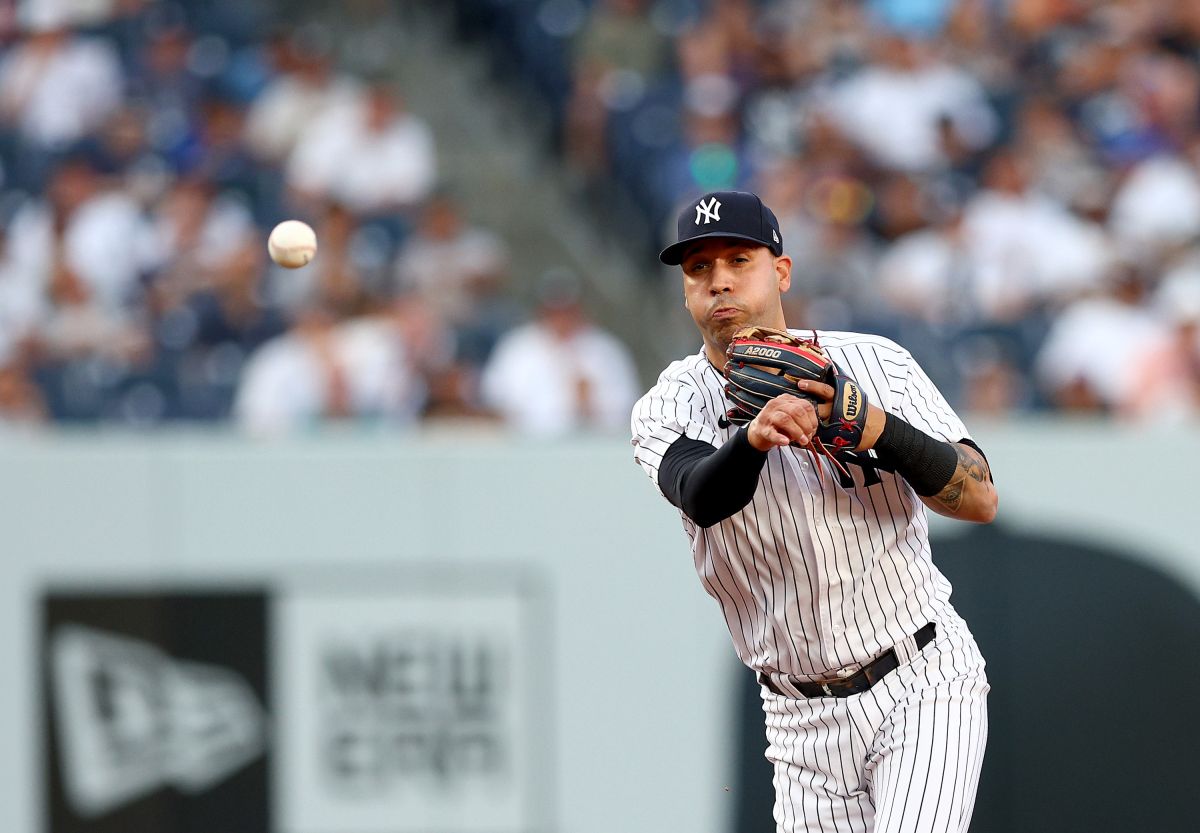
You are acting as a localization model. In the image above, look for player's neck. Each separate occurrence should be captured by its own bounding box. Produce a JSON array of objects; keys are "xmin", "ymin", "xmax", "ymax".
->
[{"xmin": 703, "ymin": 340, "xmax": 728, "ymax": 370}]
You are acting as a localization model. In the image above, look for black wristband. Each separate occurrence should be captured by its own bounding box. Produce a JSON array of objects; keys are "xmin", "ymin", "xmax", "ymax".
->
[{"xmin": 873, "ymin": 413, "xmax": 959, "ymax": 497}]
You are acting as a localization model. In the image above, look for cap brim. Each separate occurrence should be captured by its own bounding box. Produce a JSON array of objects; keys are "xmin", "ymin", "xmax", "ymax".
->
[{"xmin": 659, "ymin": 232, "xmax": 777, "ymax": 265}]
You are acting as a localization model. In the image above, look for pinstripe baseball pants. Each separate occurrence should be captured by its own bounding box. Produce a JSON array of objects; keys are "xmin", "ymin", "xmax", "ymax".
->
[{"xmin": 760, "ymin": 614, "xmax": 989, "ymax": 833}]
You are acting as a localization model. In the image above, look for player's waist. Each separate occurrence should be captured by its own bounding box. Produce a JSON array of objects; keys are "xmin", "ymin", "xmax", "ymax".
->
[{"xmin": 757, "ymin": 622, "xmax": 936, "ymax": 699}]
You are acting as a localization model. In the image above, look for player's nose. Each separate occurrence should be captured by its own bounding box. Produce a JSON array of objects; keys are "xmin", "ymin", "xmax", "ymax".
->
[{"xmin": 709, "ymin": 263, "xmax": 735, "ymax": 294}]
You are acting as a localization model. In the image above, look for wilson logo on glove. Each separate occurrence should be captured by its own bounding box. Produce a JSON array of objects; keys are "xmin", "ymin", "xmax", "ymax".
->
[{"xmin": 842, "ymin": 382, "xmax": 861, "ymax": 420}]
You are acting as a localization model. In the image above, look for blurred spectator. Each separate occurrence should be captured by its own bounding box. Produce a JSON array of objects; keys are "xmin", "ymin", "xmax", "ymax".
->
[
  {"xmin": 1009, "ymin": 96, "xmax": 1109, "ymax": 218},
  {"xmin": 243, "ymin": 28, "xmax": 360, "ymax": 165},
  {"xmin": 393, "ymin": 193, "xmax": 508, "ymax": 325},
  {"xmin": 0, "ymin": 223, "xmax": 42, "ymax": 363},
  {"xmin": 660, "ymin": 108, "xmax": 758, "ymax": 200},
  {"xmin": 1120, "ymin": 256, "xmax": 1200, "ymax": 422},
  {"xmin": 127, "ymin": 18, "xmax": 205, "ymax": 159},
  {"xmin": 167, "ymin": 237, "xmax": 286, "ymax": 419},
  {"xmin": 960, "ymin": 150, "xmax": 1112, "ymax": 321},
  {"xmin": 142, "ymin": 175, "xmax": 256, "ymax": 310},
  {"xmin": 0, "ymin": 356, "xmax": 47, "ymax": 426},
  {"xmin": 6, "ymin": 156, "xmax": 149, "ymax": 354},
  {"xmin": 1034, "ymin": 264, "xmax": 1165, "ymax": 413},
  {"xmin": 392, "ymin": 193, "xmax": 517, "ymax": 365},
  {"xmin": 0, "ymin": 9, "xmax": 123, "ymax": 158},
  {"xmin": 184, "ymin": 238, "xmax": 286, "ymax": 354},
  {"xmin": 676, "ymin": 0, "xmax": 762, "ymax": 95},
  {"xmin": 232, "ymin": 300, "xmax": 422, "ymax": 436},
  {"xmin": 481, "ymin": 272, "xmax": 638, "ymax": 436},
  {"xmin": 1108, "ymin": 144, "xmax": 1200, "ymax": 263},
  {"xmin": 878, "ymin": 198, "xmax": 974, "ymax": 325},
  {"xmin": 565, "ymin": 0, "xmax": 670, "ymax": 176},
  {"xmin": 822, "ymin": 33, "xmax": 997, "ymax": 172},
  {"xmin": 81, "ymin": 105, "xmax": 154, "ymax": 177},
  {"xmin": 178, "ymin": 93, "xmax": 260, "ymax": 195},
  {"xmin": 269, "ymin": 201, "xmax": 383, "ymax": 318},
  {"xmin": 285, "ymin": 77, "xmax": 436, "ymax": 218}
]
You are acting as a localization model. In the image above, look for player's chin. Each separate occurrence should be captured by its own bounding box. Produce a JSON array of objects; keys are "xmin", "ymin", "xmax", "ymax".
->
[{"xmin": 706, "ymin": 318, "xmax": 744, "ymax": 348}]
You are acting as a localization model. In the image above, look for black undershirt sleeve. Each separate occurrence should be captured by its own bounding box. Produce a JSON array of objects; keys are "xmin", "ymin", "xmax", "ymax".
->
[{"xmin": 657, "ymin": 427, "xmax": 769, "ymax": 528}]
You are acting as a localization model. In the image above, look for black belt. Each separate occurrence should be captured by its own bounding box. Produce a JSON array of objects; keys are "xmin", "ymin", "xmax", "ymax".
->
[{"xmin": 758, "ymin": 622, "xmax": 936, "ymax": 699}]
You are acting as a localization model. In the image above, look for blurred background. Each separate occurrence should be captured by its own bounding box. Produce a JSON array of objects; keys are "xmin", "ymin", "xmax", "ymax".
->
[{"xmin": 1, "ymin": 0, "xmax": 1198, "ymax": 832}]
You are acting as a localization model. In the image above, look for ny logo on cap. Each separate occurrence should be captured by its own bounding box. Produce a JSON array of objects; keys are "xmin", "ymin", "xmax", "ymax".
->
[{"xmin": 695, "ymin": 197, "xmax": 722, "ymax": 225}]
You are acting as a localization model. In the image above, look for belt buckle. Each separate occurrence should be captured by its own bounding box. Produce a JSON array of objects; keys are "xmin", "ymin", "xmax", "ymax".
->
[{"xmin": 820, "ymin": 682, "xmax": 833, "ymax": 696}]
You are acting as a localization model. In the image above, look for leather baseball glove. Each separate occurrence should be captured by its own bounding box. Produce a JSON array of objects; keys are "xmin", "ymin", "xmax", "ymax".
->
[{"xmin": 722, "ymin": 326, "xmax": 870, "ymax": 473}]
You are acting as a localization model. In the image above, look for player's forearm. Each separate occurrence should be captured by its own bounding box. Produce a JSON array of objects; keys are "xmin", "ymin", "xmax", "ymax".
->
[
  {"xmin": 658, "ymin": 428, "xmax": 769, "ymax": 527},
  {"xmin": 865, "ymin": 411, "xmax": 997, "ymax": 524},
  {"xmin": 920, "ymin": 444, "xmax": 998, "ymax": 523}
]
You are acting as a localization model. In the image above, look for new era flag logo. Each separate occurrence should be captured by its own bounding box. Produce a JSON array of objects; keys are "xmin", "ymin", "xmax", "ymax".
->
[
  {"xmin": 50, "ymin": 625, "xmax": 266, "ymax": 818},
  {"xmin": 695, "ymin": 197, "xmax": 721, "ymax": 225}
]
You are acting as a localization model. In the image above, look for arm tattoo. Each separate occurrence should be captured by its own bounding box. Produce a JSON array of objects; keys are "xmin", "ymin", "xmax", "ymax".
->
[{"xmin": 932, "ymin": 445, "xmax": 990, "ymax": 513}]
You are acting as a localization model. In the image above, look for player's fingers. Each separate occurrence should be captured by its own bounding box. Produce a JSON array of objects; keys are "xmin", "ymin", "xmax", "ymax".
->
[
  {"xmin": 778, "ymin": 390, "xmax": 830, "ymax": 423},
  {"xmin": 769, "ymin": 428, "xmax": 793, "ymax": 446},
  {"xmin": 748, "ymin": 411, "xmax": 794, "ymax": 449},
  {"xmin": 771, "ymin": 405, "xmax": 814, "ymax": 445},
  {"xmin": 772, "ymin": 393, "xmax": 817, "ymax": 416},
  {"xmin": 778, "ymin": 396, "xmax": 819, "ymax": 430},
  {"xmin": 796, "ymin": 380, "xmax": 835, "ymax": 402}
]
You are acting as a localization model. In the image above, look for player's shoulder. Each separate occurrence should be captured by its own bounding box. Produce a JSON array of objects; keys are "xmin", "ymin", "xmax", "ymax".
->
[
  {"xmin": 634, "ymin": 352, "xmax": 715, "ymax": 409},
  {"xmin": 649, "ymin": 351, "xmax": 713, "ymax": 389},
  {"xmin": 802, "ymin": 329, "xmax": 914, "ymax": 363}
]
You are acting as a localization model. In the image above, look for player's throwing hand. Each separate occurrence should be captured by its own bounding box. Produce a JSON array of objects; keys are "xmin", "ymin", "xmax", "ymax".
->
[{"xmin": 747, "ymin": 394, "xmax": 819, "ymax": 451}]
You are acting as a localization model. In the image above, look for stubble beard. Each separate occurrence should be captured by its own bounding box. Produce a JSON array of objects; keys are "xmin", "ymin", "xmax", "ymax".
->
[{"xmin": 707, "ymin": 319, "xmax": 741, "ymax": 354}]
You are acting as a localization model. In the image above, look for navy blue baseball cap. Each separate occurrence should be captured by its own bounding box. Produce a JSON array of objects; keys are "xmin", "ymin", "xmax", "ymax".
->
[{"xmin": 659, "ymin": 190, "xmax": 784, "ymax": 265}]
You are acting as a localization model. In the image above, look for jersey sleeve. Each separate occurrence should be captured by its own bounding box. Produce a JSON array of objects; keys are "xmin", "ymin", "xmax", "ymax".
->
[
  {"xmin": 631, "ymin": 371, "xmax": 720, "ymax": 499},
  {"xmin": 892, "ymin": 350, "xmax": 972, "ymax": 444}
]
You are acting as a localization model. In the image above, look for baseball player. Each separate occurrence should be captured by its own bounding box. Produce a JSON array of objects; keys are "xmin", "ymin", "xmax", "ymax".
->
[{"xmin": 631, "ymin": 190, "xmax": 997, "ymax": 833}]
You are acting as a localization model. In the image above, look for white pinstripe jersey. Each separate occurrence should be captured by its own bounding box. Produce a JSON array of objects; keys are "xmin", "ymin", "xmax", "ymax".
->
[{"xmin": 631, "ymin": 330, "xmax": 971, "ymax": 681}]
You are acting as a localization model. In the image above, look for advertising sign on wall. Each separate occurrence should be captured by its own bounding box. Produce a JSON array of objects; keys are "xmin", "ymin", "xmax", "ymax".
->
[
  {"xmin": 41, "ymin": 571, "xmax": 548, "ymax": 833},
  {"xmin": 42, "ymin": 592, "xmax": 271, "ymax": 833},
  {"xmin": 274, "ymin": 578, "xmax": 545, "ymax": 833}
]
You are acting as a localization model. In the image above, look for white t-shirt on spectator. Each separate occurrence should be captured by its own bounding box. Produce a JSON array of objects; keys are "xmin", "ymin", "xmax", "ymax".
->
[
  {"xmin": 6, "ymin": 191, "xmax": 149, "ymax": 313},
  {"xmin": 142, "ymin": 191, "xmax": 256, "ymax": 273},
  {"xmin": 826, "ymin": 63, "xmax": 996, "ymax": 171},
  {"xmin": 286, "ymin": 98, "xmax": 437, "ymax": 213},
  {"xmin": 0, "ymin": 256, "xmax": 43, "ymax": 363},
  {"xmin": 1109, "ymin": 155, "xmax": 1200, "ymax": 255},
  {"xmin": 480, "ymin": 321, "xmax": 639, "ymax": 436},
  {"xmin": 0, "ymin": 35, "xmax": 123, "ymax": 148},
  {"xmin": 244, "ymin": 76, "xmax": 361, "ymax": 163},
  {"xmin": 233, "ymin": 316, "xmax": 421, "ymax": 436},
  {"xmin": 1034, "ymin": 295, "xmax": 1165, "ymax": 407},
  {"xmin": 1155, "ymin": 256, "xmax": 1200, "ymax": 320},
  {"xmin": 394, "ymin": 227, "xmax": 508, "ymax": 324},
  {"xmin": 877, "ymin": 228, "xmax": 964, "ymax": 323},
  {"xmin": 962, "ymin": 191, "xmax": 1111, "ymax": 316}
]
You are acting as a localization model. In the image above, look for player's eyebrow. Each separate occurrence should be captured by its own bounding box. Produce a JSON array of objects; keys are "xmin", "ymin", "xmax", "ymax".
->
[{"xmin": 682, "ymin": 242, "xmax": 754, "ymax": 265}]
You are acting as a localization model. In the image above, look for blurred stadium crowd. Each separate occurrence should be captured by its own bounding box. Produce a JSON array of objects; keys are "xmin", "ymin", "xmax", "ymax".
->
[
  {"xmin": 0, "ymin": 0, "xmax": 640, "ymax": 434},
  {"xmin": 455, "ymin": 0, "xmax": 1200, "ymax": 420},
  {"xmin": 1, "ymin": 0, "xmax": 1199, "ymax": 433}
]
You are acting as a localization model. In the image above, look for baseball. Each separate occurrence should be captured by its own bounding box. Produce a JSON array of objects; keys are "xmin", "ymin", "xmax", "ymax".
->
[{"xmin": 267, "ymin": 220, "xmax": 317, "ymax": 269}]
